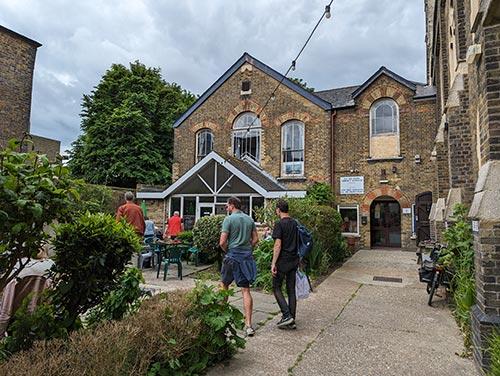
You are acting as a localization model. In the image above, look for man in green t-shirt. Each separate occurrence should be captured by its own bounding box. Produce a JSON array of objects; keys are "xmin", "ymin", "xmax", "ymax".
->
[{"xmin": 219, "ymin": 196, "xmax": 259, "ymax": 337}]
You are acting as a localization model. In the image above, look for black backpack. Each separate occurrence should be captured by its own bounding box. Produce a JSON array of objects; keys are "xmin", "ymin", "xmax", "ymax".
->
[{"xmin": 295, "ymin": 220, "xmax": 313, "ymax": 259}]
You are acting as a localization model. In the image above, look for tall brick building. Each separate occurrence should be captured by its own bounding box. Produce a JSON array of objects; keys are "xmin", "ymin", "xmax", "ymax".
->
[
  {"xmin": 425, "ymin": 0, "xmax": 500, "ymax": 371},
  {"xmin": 139, "ymin": 53, "xmax": 438, "ymax": 250},
  {"xmin": 0, "ymin": 25, "xmax": 60, "ymax": 159}
]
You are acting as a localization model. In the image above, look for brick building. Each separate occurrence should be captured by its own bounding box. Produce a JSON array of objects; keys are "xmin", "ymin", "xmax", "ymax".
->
[
  {"xmin": 139, "ymin": 53, "xmax": 438, "ymax": 250},
  {"xmin": 425, "ymin": 0, "xmax": 500, "ymax": 371},
  {"xmin": 0, "ymin": 25, "xmax": 60, "ymax": 158}
]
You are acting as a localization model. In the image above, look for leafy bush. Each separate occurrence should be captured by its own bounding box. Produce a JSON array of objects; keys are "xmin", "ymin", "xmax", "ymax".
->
[
  {"xmin": 306, "ymin": 182, "xmax": 335, "ymax": 206},
  {"xmin": 439, "ymin": 204, "xmax": 474, "ymax": 347},
  {"xmin": 193, "ymin": 215, "xmax": 225, "ymax": 262},
  {"xmin": 85, "ymin": 267, "xmax": 145, "ymax": 328},
  {"xmin": 176, "ymin": 230, "xmax": 194, "ymax": 244},
  {"xmin": 488, "ymin": 330, "xmax": 500, "ymax": 376},
  {"xmin": 50, "ymin": 212, "xmax": 142, "ymax": 329},
  {"xmin": 0, "ymin": 141, "xmax": 78, "ymax": 292},
  {"xmin": 73, "ymin": 183, "xmax": 114, "ymax": 214},
  {"xmin": 253, "ymin": 239, "xmax": 274, "ymax": 292},
  {"xmin": 255, "ymin": 198, "xmax": 345, "ymax": 274},
  {"xmin": 0, "ymin": 283, "xmax": 244, "ymax": 376}
]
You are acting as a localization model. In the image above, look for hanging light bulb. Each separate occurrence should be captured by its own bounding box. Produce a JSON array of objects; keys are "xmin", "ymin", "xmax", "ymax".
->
[
  {"xmin": 325, "ymin": 5, "xmax": 331, "ymax": 19},
  {"xmin": 291, "ymin": 60, "xmax": 296, "ymax": 71}
]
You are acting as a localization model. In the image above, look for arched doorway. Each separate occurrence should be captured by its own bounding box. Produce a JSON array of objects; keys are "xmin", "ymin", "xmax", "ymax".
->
[{"xmin": 370, "ymin": 196, "xmax": 401, "ymax": 248}]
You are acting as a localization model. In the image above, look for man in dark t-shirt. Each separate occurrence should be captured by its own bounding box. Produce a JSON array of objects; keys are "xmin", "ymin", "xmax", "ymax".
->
[{"xmin": 271, "ymin": 199, "xmax": 299, "ymax": 329}]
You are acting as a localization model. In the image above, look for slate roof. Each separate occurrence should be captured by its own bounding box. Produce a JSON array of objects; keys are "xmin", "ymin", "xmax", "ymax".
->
[
  {"xmin": 223, "ymin": 154, "xmax": 286, "ymax": 192},
  {"xmin": 314, "ymin": 85, "xmax": 360, "ymax": 109}
]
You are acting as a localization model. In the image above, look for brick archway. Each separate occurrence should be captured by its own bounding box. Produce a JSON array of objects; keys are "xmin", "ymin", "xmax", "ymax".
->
[{"xmin": 360, "ymin": 186, "xmax": 410, "ymax": 215}]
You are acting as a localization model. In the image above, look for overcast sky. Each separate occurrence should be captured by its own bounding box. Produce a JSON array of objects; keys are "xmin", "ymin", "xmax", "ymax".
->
[{"xmin": 0, "ymin": 0, "xmax": 426, "ymax": 152}]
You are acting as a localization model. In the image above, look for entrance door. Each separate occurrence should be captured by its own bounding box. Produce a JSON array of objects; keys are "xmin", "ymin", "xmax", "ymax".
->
[
  {"xmin": 370, "ymin": 197, "xmax": 401, "ymax": 248},
  {"xmin": 197, "ymin": 203, "xmax": 214, "ymax": 220},
  {"xmin": 415, "ymin": 191, "xmax": 432, "ymax": 244}
]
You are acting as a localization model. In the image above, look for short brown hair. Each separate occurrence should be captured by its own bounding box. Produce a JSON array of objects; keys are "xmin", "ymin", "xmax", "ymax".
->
[
  {"xmin": 276, "ymin": 199, "xmax": 289, "ymax": 213},
  {"xmin": 227, "ymin": 196, "xmax": 242, "ymax": 209}
]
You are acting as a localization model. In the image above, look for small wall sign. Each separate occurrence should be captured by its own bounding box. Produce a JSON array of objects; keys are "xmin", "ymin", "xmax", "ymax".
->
[
  {"xmin": 472, "ymin": 220, "xmax": 479, "ymax": 233},
  {"xmin": 402, "ymin": 207, "xmax": 412, "ymax": 214},
  {"xmin": 340, "ymin": 176, "xmax": 364, "ymax": 195}
]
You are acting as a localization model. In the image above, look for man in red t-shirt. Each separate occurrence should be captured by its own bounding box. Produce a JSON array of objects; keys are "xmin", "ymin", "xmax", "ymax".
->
[
  {"xmin": 116, "ymin": 192, "xmax": 145, "ymax": 236},
  {"xmin": 164, "ymin": 211, "xmax": 183, "ymax": 240}
]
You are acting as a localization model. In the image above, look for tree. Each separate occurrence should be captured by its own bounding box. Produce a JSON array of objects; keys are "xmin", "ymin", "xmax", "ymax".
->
[
  {"xmin": 0, "ymin": 140, "xmax": 78, "ymax": 293},
  {"xmin": 69, "ymin": 61, "xmax": 196, "ymax": 187},
  {"xmin": 289, "ymin": 77, "xmax": 315, "ymax": 93}
]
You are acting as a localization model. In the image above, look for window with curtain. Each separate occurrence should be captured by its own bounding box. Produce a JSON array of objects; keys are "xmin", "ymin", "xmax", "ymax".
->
[
  {"xmin": 370, "ymin": 99, "xmax": 399, "ymax": 136},
  {"xmin": 233, "ymin": 112, "xmax": 261, "ymax": 163},
  {"xmin": 281, "ymin": 120, "xmax": 304, "ymax": 176},
  {"xmin": 196, "ymin": 129, "xmax": 213, "ymax": 162}
]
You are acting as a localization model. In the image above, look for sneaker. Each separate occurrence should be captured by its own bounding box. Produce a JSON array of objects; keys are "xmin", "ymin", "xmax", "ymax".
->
[
  {"xmin": 245, "ymin": 326, "xmax": 255, "ymax": 337},
  {"xmin": 277, "ymin": 316, "xmax": 294, "ymax": 328},
  {"xmin": 287, "ymin": 322, "xmax": 297, "ymax": 330}
]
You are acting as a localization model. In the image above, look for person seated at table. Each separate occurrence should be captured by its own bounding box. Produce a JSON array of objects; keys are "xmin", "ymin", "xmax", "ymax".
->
[
  {"xmin": 144, "ymin": 216, "xmax": 155, "ymax": 240},
  {"xmin": 163, "ymin": 211, "xmax": 183, "ymax": 240}
]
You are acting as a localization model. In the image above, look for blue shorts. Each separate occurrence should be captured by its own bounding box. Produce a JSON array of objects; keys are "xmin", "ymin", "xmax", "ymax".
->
[{"xmin": 220, "ymin": 248, "xmax": 256, "ymax": 288}]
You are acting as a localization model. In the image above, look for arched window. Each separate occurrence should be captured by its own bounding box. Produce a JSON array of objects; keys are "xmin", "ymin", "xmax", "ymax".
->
[
  {"xmin": 370, "ymin": 99, "xmax": 399, "ymax": 136},
  {"xmin": 196, "ymin": 129, "xmax": 213, "ymax": 162},
  {"xmin": 281, "ymin": 120, "xmax": 304, "ymax": 176},
  {"xmin": 233, "ymin": 112, "xmax": 261, "ymax": 163}
]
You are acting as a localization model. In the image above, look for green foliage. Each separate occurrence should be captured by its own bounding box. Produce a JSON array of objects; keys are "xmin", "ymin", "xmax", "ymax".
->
[
  {"xmin": 255, "ymin": 198, "xmax": 346, "ymax": 275},
  {"xmin": 192, "ymin": 215, "xmax": 225, "ymax": 261},
  {"xmin": 161, "ymin": 282, "xmax": 245, "ymax": 374},
  {"xmin": 306, "ymin": 182, "xmax": 335, "ymax": 206},
  {"xmin": 73, "ymin": 183, "xmax": 114, "ymax": 214},
  {"xmin": 0, "ymin": 141, "xmax": 78, "ymax": 292},
  {"xmin": 176, "ymin": 230, "xmax": 194, "ymax": 244},
  {"xmin": 289, "ymin": 77, "xmax": 315, "ymax": 92},
  {"xmin": 253, "ymin": 239, "xmax": 275, "ymax": 292},
  {"xmin": 439, "ymin": 204, "xmax": 475, "ymax": 347},
  {"xmin": 50, "ymin": 212, "xmax": 142, "ymax": 329},
  {"xmin": 488, "ymin": 330, "xmax": 500, "ymax": 376},
  {"xmin": 0, "ymin": 299, "xmax": 68, "ymax": 358},
  {"xmin": 85, "ymin": 267, "xmax": 145, "ymax": 328},
  {"xmin": 68, "ymin": 61, "xmax": 196, "ymax": 187}
]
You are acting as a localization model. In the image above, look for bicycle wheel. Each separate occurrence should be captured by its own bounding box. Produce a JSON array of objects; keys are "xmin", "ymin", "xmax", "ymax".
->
[{"xmin": 428, "ymin": 272, "xmax": 439, "ymax": 306}]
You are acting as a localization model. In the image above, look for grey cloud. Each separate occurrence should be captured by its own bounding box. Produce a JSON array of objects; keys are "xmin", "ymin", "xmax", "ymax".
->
[{"xmin": 0, "ymin": 0, "xmax": 426, "ymax": 152}]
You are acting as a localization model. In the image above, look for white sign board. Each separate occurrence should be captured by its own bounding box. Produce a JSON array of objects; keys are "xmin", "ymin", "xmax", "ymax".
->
[
  {"xmin": 402, "ymin": 208, "xmax": 412, "ymax": 214},
  {"xmin": 472, "ymin": 220, "xmax": 479, "ymax": 233},
  {"xmin": 340, "ymin": 176, "xmax": 364, "ymax": 195}
]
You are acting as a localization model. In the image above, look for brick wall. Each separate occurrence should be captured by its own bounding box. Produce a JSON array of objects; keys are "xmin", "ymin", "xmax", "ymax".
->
[
  {"xmin": 30, "ymin": 134, "xmax": 60, "ymax": 161},
  {"xmin": 335, "ymin": 75, "xmax": 437, "ymax": 250},
  {"xmin": 173, "ymin": 62, "xmax": 331, "ymax": 190},
  {"xmin": 0, "ymin": 28, "xmax": 39, "ymax": 147}
]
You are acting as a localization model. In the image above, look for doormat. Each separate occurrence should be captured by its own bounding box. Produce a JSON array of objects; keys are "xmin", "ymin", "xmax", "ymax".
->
[{"xmin": 373, "ymin": 276, "xmax": 403, "ymax": 283}]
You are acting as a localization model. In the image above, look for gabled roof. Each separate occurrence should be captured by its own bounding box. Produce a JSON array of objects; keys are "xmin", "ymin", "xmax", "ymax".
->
[
  {"xmin": 351, "ymin": 66, "xmax": 417, "ymax": 98},
  {"xmin": 314, "ymin": 85, "xmax": 360, "ymax": 109},
  {"xmin": 0, "ymin": 25, "xmax": 41, "ymax": 48},
  {"xmin": 137, "ymin": 151, "xmax": 306, "ymax": 199},
  {"xmin": 172, "ymin": 53, "xmax": 332, "ymax": 128}
]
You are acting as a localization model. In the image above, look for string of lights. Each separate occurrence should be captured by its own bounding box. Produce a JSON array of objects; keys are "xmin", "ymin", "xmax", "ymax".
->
[{"xmin": 244, "ymin": 1, "xmax": 334, "ymax": 133}]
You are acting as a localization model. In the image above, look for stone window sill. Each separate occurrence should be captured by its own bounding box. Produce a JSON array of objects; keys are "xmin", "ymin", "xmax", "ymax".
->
[
  {"xmin": 277, "ymin": 176, "xmax": 307, "ymax": 182},
  {"xmin": 367, "ymin": 156, "xmax": 404, "ymax": 163}
]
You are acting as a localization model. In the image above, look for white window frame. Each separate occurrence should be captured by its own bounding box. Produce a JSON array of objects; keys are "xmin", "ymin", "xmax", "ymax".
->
[
  {"xmin": 281, "ymin": 120, "xmax": 305, "ymax": 177},
  {"xmin": 232, "ymin": 112, "xmax": 261, "ymax": 164},
  {"xmin": 196, "ymin": 129, "xmax": 213, "ymax": 162},
  {"xmin": 338, "ymin": 204, "xmax": 360, "ymax": 236},
  {"xmin": 369, "ymin": 99, "xmax": 399, "ymax": 137}
]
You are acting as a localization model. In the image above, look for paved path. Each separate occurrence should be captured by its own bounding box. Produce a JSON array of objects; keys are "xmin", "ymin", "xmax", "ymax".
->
[{"xmin": 208, "ymin": 250, "xmax": 477, "ymax": 376}]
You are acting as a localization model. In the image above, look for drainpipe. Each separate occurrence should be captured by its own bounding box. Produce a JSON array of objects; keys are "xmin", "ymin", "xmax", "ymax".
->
[{"xmin": 330, "ymin": 110, "xmax": 337, "ymax": 191}]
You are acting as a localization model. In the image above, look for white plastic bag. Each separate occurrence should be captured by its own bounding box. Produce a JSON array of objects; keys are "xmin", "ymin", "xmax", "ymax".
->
[{"xmin": 295, "ymin": 270, "xmax": 311, "ymax": 300}]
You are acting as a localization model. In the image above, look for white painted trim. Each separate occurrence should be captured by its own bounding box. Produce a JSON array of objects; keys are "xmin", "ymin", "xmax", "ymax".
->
[
  {"xmin": 217, "ymin": 174, "xmax": 234, "ymax": 193},
  {"xmin": 338, "ymin": 204, "xmax": 360, "ymax": 236},
  {"xmin": 197, "ymin": 174, "xmax": 215, "ymax": 194}
]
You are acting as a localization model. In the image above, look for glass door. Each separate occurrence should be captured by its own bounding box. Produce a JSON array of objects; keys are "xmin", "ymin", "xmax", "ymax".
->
[
  {"xmin": 370, "ymin": 198, "xmax": 401, "ymax": 248},
  {"xmin": 197, "ymin": 203, "xmax": 214, "ymax": 220}
]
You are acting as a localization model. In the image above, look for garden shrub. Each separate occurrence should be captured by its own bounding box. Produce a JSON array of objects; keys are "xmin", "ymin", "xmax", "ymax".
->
[
  {"xmin": 253, "ymin": 239, "xmax": 274, "ymax": 292},
  {"xmin": 73, "ymin": 183, "xmax": 114, "ymax": 214},
  {"xmin": 306, "ymin": 181, "xmax": 335, "ymax": 206},
  {"xmin": 176, "ymin": 230, "xmax": 194, "ymax": 244},
  {"xmin": 0, "ymin": 283, "xmax": 244, "ymax": 376},
  {"xmin": 488, "ymin": 330, "xmax": 500, "ymax": 376},
  {"xmin": 193, "ymin": 215, "xmax": 225, "ymax": 262},
  {"xmin": 439, "ymin": 204, "xmax": 475, "ymax": 347},
  {"xmin": 0, "ymin": 141, "xmax": 78, "ymax": 293},
  {"xmin": 50, "ymin": 212, "xmax": 142, "ymax": 329},
  {"xmin": 85, "ymin": 267, "xmax": 145, "ymax": 328}
]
